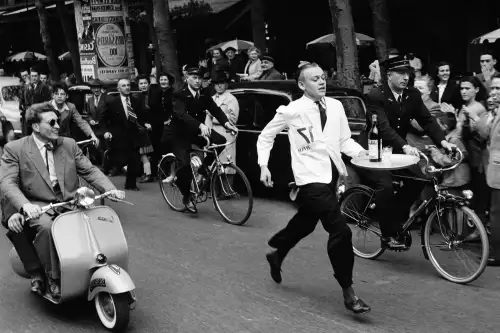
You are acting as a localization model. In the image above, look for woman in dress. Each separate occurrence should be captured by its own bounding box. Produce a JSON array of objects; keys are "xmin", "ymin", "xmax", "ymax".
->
[
  {"xmin": 240, "ymin": 47, "xmax": 262, "ymax": 81},
  {"xmin": 136, "ymin": 74, "xmax": 155, "ymax": 183}
]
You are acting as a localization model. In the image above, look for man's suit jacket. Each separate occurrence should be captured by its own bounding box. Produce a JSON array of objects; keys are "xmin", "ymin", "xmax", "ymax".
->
[
  {"xmin": 98, "ymin": 94, "xmax": 146, "ymax": 150},
  {"xmin": 476, "ymin": 70, "xmax": 498, "ymax": 92},
  {"xmin": 259, "ymin": 68, "xmax": 284, "ymax": 81},
  {"xmin": 227, "ymin": 56, "xmax": 246, "ymax": 82},
  {"xmin": 29, "ymin": 101, "xmax": 93, "ymax": 138},
  {"xmin": 84, "ymin": 93, "xmax": 107, "ymax": 136},
  {"xmin": 475, "ymin": 109, "xmax": 500, "ymax": 189},
  {"xmin": 430, "ymin": 80, "xmax": 462, "ymax": 109},
  {"xmin": 361, "ymin": 85, "xmax": 445, "ymax": 153},
  {"xmin": 170, "ymin": 84, "xmax": 229, "ymax": 138},
  {"xmin": 23, "ymin": 82, "xmax": 52, "ymax": 111},
  {"xmin": 0, "ymin": 136, "xmax": 115, "ymax": 223}
]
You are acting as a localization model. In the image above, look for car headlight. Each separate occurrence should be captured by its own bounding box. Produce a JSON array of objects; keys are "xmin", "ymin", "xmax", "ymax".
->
[
  {"xmin": 75, "ymin": 187, "xmax": 96, "ymax": 207},
  {"xmin": 462, "ymin": 190, "xmax": 473, "ymax": 200}
]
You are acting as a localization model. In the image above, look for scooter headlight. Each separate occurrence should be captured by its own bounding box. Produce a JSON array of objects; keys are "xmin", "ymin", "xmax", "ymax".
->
[
  {"xmin": 462, "ymin": 190, "xmax": 473, "ymax": 200},
  {"xmin": 75, "ymin": 187, "xmax": 96, "ymax": 207}
]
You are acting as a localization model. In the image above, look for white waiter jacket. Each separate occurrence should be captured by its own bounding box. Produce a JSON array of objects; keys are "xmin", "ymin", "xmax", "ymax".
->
[{"xmin": 257, "ymin": 95, "xmax": 364, "ymax": 186}]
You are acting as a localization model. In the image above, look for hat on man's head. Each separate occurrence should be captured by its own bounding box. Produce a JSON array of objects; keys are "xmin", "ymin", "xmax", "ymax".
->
[
  {"xmin": 211, "ymin": 70, "xmax": 229, "ymax": 84},
  {"xmin": 224, "ymin": 47, "xmax": 237, "ymax": 53},
  {"xmin": 87, "ymin": 78, "xmax": 103, "ymax": 87},
  {"xmin": 383, "ymin": 54, "xmax": 414, "ymax": 72},
  {"xmin": 185, "ymin": 65, "xmax": 203, "ymax": 76},
  {"xmin": 261, "ymin": 54, "xmax": 275, "ymax": 64}
]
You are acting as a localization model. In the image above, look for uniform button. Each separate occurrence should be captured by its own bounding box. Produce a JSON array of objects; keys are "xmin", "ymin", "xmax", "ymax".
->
[
  {"xmin": 397, "ymin": 126, "xmax": 400, "ymax": 129},
  {"xmin": 398, "ymin": 118, "xmax": 400, "ymax": 120}
]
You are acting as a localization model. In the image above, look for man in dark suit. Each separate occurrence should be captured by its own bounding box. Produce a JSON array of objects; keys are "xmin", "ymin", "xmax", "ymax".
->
[
  {"xmin": 0, "ymin": 103, "xmax": 123, "ymax": 297},
  {"xmin": 164, "ymin": 66, "xmax": 238, "ymax": 213},
  {"xmin": 258, "ymin": 55, "xmax": 284, "ymax": 80},
  {"xmin": 84, "ymin": 79, "xmax": 107, "ymax": 165},
  {"xmin": 20, "ymin": 67, "xmax": 52, "ymax": 136},
  {"xmin": 99, "ymin": 79, "xmax": 146, "ymax": 190},
  {"xmin": 356, "ymin": 55, "xmax": 455, "ymax": 249}
]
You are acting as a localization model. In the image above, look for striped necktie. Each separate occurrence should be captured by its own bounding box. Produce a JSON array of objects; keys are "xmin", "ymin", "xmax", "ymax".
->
[{"xmin": 126, "ymin": 96, "xmax": 137, "ymax": 121}]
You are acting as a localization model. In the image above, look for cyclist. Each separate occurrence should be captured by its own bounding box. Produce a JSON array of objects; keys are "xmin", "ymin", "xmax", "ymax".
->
[
  {"xmin": 165, "ymin": 66, "xmax": 238, "ymax": 213},
  {"xmin": 355, "ymin": 55, "xmax": 455, "ymax": 249},
  {"xmin": 27, "ymin": 83, "xmax": 99, "ymax": 146}
]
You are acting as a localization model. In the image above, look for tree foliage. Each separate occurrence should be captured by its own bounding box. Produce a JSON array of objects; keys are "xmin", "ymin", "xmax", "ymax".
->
[{"xmin": 170, "ymin": 0, "xmax": 213, "ymax": 19}]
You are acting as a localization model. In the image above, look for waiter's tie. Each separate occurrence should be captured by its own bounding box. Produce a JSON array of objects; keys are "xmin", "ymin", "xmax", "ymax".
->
[
  {"xmin": 44, "ymin": 142, "xmax": 54, "ymax": 174},
  {"xmin": 126, "ymin": 96, "xmax": 137, "ymax": 121},
  {"xmin": 315, "ymin": 100, "xmax": 327, "ymax": 130}
]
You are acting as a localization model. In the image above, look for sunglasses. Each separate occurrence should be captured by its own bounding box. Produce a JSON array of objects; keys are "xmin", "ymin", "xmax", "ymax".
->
[{"xmin": 43, "ymin": 119, "xmax": 60, "ymax": 127}]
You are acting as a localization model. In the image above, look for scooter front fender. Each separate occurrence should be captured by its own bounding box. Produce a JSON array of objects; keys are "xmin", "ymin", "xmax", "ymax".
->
[{"xmin": 87, "ymin": 264, "xmax": 135, "ymax": 301}]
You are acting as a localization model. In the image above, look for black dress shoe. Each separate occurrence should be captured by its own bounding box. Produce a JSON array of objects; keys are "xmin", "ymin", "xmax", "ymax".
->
[
  {"xmin": 108, "ymin": 168, "xmax": 119, "ymax": 177},
  {"xmin": 487, "ymin": 257, "xmax": 500, "ymax": 267},
  {"xmin": 344, "ymin": 297, "xmax": 371, "ymax": 314},
  {"xmin": 266, "ymin": 251, "xmax": 283, "ymax": 284},
  {"xmin": 30, "ymin": 278, "xmax": 44, "ymax": 295},
  {"xmin": 184, "ymin": 200, "xmax": 197, "ymax": 214},
  {"xmin": 138, "ymin": 174, "xmax": 154, "ymax": 183}
]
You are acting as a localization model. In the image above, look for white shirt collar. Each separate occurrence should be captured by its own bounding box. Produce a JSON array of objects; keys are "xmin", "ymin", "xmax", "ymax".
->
[
  {"xmin": 188, "ymin": 85, "xmax": 199, "ymax": 98},
  {"xmin": 302, "ymin": 95, "xmax": 326, "ymax": 107},
  {"xmin": 51, "ymin": 99, "xmax": 69, "ymax": 112},
  {"xmin": 32, "ymin": 133, "xmax": 48, "ymax": 150}
]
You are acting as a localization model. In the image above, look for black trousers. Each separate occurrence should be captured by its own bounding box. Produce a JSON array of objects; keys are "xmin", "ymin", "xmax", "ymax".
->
[
  {"xmin": 5, "ymin": 226, "xmax": 42, "ymax": 276},
  {"xmin": 470, "ymin": 169, "xmax": 490, "ymax": 225},
  {"xmin": 108, "ymin": 146, "xmax": 141, "ymax": 188},
  {"xmin": 489, "ymin": 189, "xmax": 500, "ymax": 260},
  {"xmin": 268, "ymin": 165, "xmax": 355, "ymax": 289},
  {"xmin": 175, "ymin": 131, "xmax": 226, "ymax": 199},
  {"xmin": 354, "ymin": 165, "xmax": 426, "ymax": 237},
  {"xmin": 150, "ymin": 124, "xmax": 164, "ymax": 177}
]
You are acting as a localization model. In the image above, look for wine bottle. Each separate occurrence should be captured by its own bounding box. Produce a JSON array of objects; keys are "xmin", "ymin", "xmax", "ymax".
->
[{"xmin": 368, "ymin": 114, "xmax": 382, "ymax": 162}]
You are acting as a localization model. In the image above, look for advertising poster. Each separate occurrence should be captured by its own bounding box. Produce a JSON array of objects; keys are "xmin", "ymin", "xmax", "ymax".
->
[{"xmin": 74, "ymin": 0, "xmax": 134, "ymax": 83}]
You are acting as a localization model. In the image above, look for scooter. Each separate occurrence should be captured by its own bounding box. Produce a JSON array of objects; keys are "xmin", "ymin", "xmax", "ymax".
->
[{"xmin": 8, "ymin": 187, "xmax": 137, "ymax": 332}]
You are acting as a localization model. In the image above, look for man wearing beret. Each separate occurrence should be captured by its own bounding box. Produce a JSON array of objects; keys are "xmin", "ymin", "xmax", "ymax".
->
[
  {"xmin": 355, "ymin": 54, "xmax": 455, "ymax": 249},
  {"xmin": 258, "ymin": 55, "xmax": 284, "ymax": 81},
  {"xmin": 165, "ymin": 66, "xmax": 238, "ymax": 213}
]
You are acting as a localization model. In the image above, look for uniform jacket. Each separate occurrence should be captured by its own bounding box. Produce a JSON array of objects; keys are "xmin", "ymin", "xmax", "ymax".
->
[
  {"xmin": 170, "ymin": 84, "xmax": 229, "ymax": 138},
  {"xmin": 0, "ymin": 136, "xmax": 115, "ymax": 222},
  {"xmin": 362, "ymin": 85, "xmax": 445, "ymax": 153},
  {"xmin": 257, "ymin": 96, "xmax": 364, "ymax": 186}
]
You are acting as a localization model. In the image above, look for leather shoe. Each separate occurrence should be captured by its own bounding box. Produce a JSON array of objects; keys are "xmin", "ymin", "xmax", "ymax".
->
[
  {"xmin": 30, "ymin": 277, "xmax": 44, "ymax": 295},
  {"xmin": 344, "ymin": 297, "xmax": 371, "ymax": 314},
  {"xmin": 487, "ymin": 257, "xmax": 500, "ymax": 267},
  {"xmin": 138, "ymin": 174, "xmax": 154, "ymax": 183},
  {"xmin": 48, "ymin": 278, "xmax": 61, "ymax": 298},
  {"xmin": 184, "ymin": 200, "xmax": 197, "ymax": 214},
  {"xmin": 266, "ymin": 251, "xmax": 283, "ymax": 284}
]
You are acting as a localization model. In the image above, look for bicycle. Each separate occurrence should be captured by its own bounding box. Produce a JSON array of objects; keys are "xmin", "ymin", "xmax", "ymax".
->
[
  {"xmin": 338, "ymin": 149, "xmax": 489, "ymax": 284},
  {"xmin": 157, "ymin": 132, "xmax": 253, "ymax": 226}
]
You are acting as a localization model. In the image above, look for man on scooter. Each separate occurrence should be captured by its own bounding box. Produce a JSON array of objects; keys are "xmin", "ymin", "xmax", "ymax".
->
[{"xmin": 0, "ymin": 103, "xmax": 124, "ymax": 298}]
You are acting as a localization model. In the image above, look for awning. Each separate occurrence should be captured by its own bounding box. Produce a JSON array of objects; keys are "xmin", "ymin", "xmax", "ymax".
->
[{"xmin": 471, "ymin": 28, "xmax": 500, "ymax": 44}]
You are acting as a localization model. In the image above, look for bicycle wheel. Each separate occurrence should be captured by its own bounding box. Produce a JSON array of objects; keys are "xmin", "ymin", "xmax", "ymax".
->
[
  {"xmin": 339, "ymin": 185, "xmax": 385, "ymax": 259},
  {"xmin": 158, "ymin": 154, "xmax": 184, "ymax": 212},
  {"xmin": 423, "ymin": 204, "xmax": 489, "ymax": 284},
  {"xmin": 211, "ymin": 163, "xmax": 253, "ymax": 226}
]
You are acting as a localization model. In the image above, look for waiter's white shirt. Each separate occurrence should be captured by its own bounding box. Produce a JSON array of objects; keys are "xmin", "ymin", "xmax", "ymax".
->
[
  {"xmin": 257, "ymin": 95, "xmax": 364, "ymax": 186},
  {"xmin": 33, "ymin": 134, "xmax": 58, "ymax": 186}
]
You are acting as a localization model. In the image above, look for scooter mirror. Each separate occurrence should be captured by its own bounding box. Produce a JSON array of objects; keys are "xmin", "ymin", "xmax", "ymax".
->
[{"xmin": 75, "ymin": 187, "xmax": 96, "ymax": 207}]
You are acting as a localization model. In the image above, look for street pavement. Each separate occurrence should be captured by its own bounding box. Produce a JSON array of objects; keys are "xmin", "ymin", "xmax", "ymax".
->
[{"xmin": 0, "ymin": 176, "xmax": 499, "ymax": 333}]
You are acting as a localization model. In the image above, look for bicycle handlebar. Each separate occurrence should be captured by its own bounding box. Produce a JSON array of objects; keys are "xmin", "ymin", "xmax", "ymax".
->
[
  {"xmin": 419, "ymin": 147, "xmax": 464, "ymax": 175},
  {"xmin": 199, "ymin": 130, "xmax": 238, "ymax": 150},
  {"xmin": 76, "ymin": 139, "xmax": 94, "ymax": 146}
]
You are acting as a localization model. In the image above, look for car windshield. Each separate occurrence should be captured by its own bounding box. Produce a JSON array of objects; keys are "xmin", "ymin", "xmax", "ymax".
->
[
  {"xmin": 332, "ymin": 96, "xmax": 365, "ymax": 120},
  {"xmin": 2, "ymin": 85, "xmax": 21, "ymax": 102}
]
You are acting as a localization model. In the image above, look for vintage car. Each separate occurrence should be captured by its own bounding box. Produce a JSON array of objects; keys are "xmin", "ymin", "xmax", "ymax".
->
[
  {"xmin": 228, "ymin": 80, "xmax": 366, "ymax": 199},
  {"xmin": 0, "ymin": 76, "xmax": 22, "ymax": 137}
]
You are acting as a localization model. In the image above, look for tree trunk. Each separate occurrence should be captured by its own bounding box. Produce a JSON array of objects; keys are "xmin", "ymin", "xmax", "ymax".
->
[
  {"xmin": 329, "ymin": 0, "xmax": 361, "ymax": 91},
  {"xmin": 151, "ymin": 0, "xmax": 181, "ymax": 89},
  {"xmin": 251, "ymin": 0, "xmax": 266, "ymax": 52},
  {"xmin": 369, "ymin": 0, "xmax": 392, "ymax": 62},
  {"xmin": 145, "ymin": 0, "xmax": 161, "ymax": 81},
  {"xmin": 35, "ymin": 0, "xmax": 59, "ymax": 81},
  {"xmin": 57, "ymin": 1, "xmax": 82, "ymax": 84}
]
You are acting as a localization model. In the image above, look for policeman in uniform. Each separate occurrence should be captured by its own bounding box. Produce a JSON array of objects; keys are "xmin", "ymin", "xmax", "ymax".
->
[
  {"xmin": 164, "ymin": 66, "xmax": 238, "ymax": 213},
  {"xmin": 356, "ymin": 55, "xmax": 455, "ymax": 248}
]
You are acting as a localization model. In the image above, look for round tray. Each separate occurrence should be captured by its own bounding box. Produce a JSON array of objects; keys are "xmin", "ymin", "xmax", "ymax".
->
[{"xmin": 351, "ymin": 154, "xmax": 420, "ymax": 171}]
